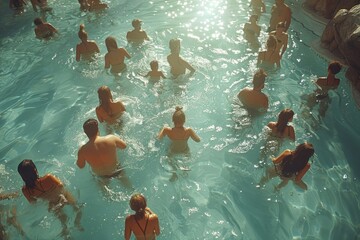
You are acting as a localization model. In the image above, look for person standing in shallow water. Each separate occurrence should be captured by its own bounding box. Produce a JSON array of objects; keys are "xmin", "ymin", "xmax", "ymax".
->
[
  {"xmin": 17, "ymin": 159, "xmax": 83, "ymax": 238},
  {"xmin": 269, "ymin": 22, "xmax": 288, "ymax": 59},
  {"xmin": 267, "ymin": 108, "xmax": 295, "ymax": 141},
  {"xmin": 237, "ymin": 69, "xmax": 269, "ymax": 112},
  {"xmin": 125, "ymin": 193, "xmax": 160, "ymax": 240},
  {"xmin": 76, "ymin": 24, "xmax": 100, "ymax": 62},
  {"xmin": 167, "ymin": 38, "xmax": 195, "ymax": 78},
  {"xmin": 96, "ymin": 86, "xmax": 126, "ymax": 125},
  {"xmin": 104, "ymin": 36, "xmax": 131, "ymax": 75},
  {"xmin": 126, "ymin": 19, "xmax": 150, "ymax": 44},
  {"xmin": 268, "ymin": 0, "xmax": 291, "ymax": 32},
  {"xmin": 33, "ymin": 18, "xmax": 57, "ymax": 40}
]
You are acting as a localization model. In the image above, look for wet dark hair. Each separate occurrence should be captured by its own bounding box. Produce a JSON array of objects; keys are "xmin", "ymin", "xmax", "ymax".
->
[
  {"xmin": 150, "ymin": 60, "xmax": 159, "ymax": 71},
  {"xmin": 34, "ymin": 18, "xmax": 43, "ymax": 26},
  {"xmin": 328, "ymin": 61, "xmax": 342, "ymax": 75},
  {"xmin": 253, "ymin": 68, "xmax": 267, "ymax": 88},
  {"xmin": 83, "ymin": 118, "xmax": 99, "ymax": 138},
  {"xmin": 97, "ymin": 86, "xmax": 113, "ymax": 116},
  {"xmin": 172, "ymin": 106, "xmax": 185, "ymax": 124},
  {"xmin": 275, "ymin": 109, "xmax": 294, "ymax": 135},
  {"xmin": 130, "ymin": 193, "xmax": 147, "ymax": 219},
  {"xmin": 105, "ymin": 36, "xmax": 118, "ymax": 52},
  {"xmin": 78, "ymin": 24, "xmax": 88, "ymax": 41},
  {"xmin": 18, "ymin": 159, "xmax": 39, "ymax": 189},
  {"xmin": 280, "ymin": 143, "xmax": 314, "ymax": 177},
  {"xmin": 250, "ymin": 14, "xmax": 258, "ymax": 22},
  {"xmin": 266, "ymin": 35, "xmax": 277, "ymax": 50}
]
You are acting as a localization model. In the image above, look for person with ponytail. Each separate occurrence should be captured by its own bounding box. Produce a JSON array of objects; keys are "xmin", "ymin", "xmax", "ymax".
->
[
  {"xmin": 95, "ymin": 86, "xmax": 126, "ymax": 124},
  {"xmin": 104, "ymin": 36, "xmax": 131, "ymax": 74},
  {"xmin": 267, "ymin": 108, "xmax": 295, "ymax": 140},
  {"xmin": 76, "ymin": 24, "xmax": 100, "ymax": 62},
  {"xmin": 259, "ymin": 143, "xmax": 314, "ymax": 190},
  {"xmin": 158, "ymin": 106, "xmax": 200, "ymax": 153},
  {"xmin": 17, "ymin": 159, "xmax": 83, "ymax": 235},
  {"xmin": 125, "ymin": 193, "xmax": 160, "ymax": 240}
]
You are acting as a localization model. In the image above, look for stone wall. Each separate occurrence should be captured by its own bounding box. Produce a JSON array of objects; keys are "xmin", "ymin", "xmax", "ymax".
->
[{"xmin": 304, "ymin": 0, "xmax": 360, "ymax": 19}]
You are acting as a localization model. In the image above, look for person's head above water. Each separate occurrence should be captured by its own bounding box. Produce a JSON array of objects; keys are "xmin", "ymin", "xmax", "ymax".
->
[
  {"xmin": 172, "ymin": 106, "xmax": 185, "ymax": 125},
  {"xmin": 34, "ymin": 17, "xmax": 44, "ymax": 26},
  {"xmin": 131, "ymin": 19, "xmax": 142, "ymax": 29},
  {"xmin": 169, "ymin": 38, "xmax": 181, "ymax": 54},
  {"xmin": 130, "ymin": 193, "xmax": 147, "ymax": 217},
  {"xmin": 250, "ymin": 14, "xmax": 259, "ymax": 23},
  {"xmin": 276, "ymin": 108, "xmax": 294, "ymax": 133},
  {"xmin": 252, "ymin": 68, "xmax": 267, "ymax": 88},
  {"xmin": 266, "ymin": 35, "xmax": 277, "ymax": 50},
  {"xmin": 18, "ymin": 159, "xmax": 39, "ymax": 189},
  {"xmin": 78, "ymin": 24, "xmax": 88, "ymax": 41},
  {"xmin": 97, "ymin": 85, "xmax": 113, "ymax": 104},
  {"xmin": 150, "ymin": 60, "xmax": 159, "ymax": 71},
  {"xmin": 328, "ymin": 61, "xmax": 342, "ymax": 75},
  {"xmin": 83, "ymin": 118, "xmax": 99, "ymax": 138},
  {"xmin": 105, "ymin": 36, "xmax": 118, "ymax": 52}
]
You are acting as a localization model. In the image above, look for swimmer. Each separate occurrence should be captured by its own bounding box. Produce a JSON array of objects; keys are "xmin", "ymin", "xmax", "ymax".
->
[
  {"xmin": 126, "ymin": 19, "xmax": 150, "ymax": 44},
  {"xmin": 96, "ymin": 86, "xmax": 126, "ymax": 124},
  {"xmin": 9, "ymin": 0, "xmax": 26, "ymax": 14},
  {"xmin": 267, "ymin": 109, "xmax": 295, "ymax": 141},
  {"xmin": 30, "ymin": 0, "xmax": 52, "ymax": 13},
  {"xmin": 76, "ymin": 24, "xmax": 100, "ymax": 62},
  {"xmin": 243, "ymin": 15, "xmax": 261, "ymax": 48},
  {"xmin": 268, "ymin": 0, "xmax": 291, "ymax": 32},
  {"xmin": 315, "ymin": 61, "xmax": 342, "ymax": 99},
  {"xmin": 269, "ymin": 22, "xmax": 288, "ymax": 58},
  {"xmin": 124, "ymin": 193, "xmax": 160, "ymax": 240},
  {"xmin": 144, "ymin": 60, "xmax": 166, "ymax": 81},
  {"xmin": 259, "ymin": 142, "xmax": 315, "ymax": 191},
  {"xmin": 237, "ymin": 69, "xmax": 269, "ymax": 112},
  {"xmin": 33, "ymin": 18, "xmax": 57, "ymax": 40},
  {"xmin": 257, "ymin": 35, "xmax": 281, "ymax": 68},
  {"xmin": 18, "ymin": 159, "xmax": 83, "ymax": 237},
  {"xmin": 76, "ymin": 119, "xmax": 132, "ymax": 188},
  {"xmin": 167, "ymin": 38, "xmax": 195, "ymax": 78},
  {"xmin": 250, "ymin": 0, "xmax": 266, "ymax": 16},
  {"xmin": 78, "ymin": 0, "xmax": 108, "ymax": 11},
  {"xmin": 104, "ymin": 36, "xmax": 131, "ymax": 74}
]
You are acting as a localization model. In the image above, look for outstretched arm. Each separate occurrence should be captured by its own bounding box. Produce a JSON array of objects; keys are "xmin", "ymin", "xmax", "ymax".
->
[{"xmin": 158, "ymin": 126, "xmax": 170, "ymax": 140}]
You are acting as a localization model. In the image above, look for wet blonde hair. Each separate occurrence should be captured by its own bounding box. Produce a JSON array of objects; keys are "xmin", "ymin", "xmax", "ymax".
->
[
  {"xmin": 130, "ymin": 193, "xmax": 147, "ymax": 219},
  {"xmin": 169, "ymin": 38, "xmax": 181, "ymax": 54},
  {"xmin": 105, "ymin": 36, "xmax": 118, "ymax": 52},
  {"xmin": 172, "ymin": 106, "xmax": 185, "ymax": 125},
  {"xmin": 97, "ymin": 86, "xmax": 113, "ymax": 115}
]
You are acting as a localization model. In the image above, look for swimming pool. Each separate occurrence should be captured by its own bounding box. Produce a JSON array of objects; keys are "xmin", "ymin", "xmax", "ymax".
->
[{"xmin": 1, "ymin": 0, "xmax": 360, "ymax": 239}]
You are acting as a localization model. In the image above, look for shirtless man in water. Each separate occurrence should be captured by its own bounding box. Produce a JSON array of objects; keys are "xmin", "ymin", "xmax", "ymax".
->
[
  {"xmin": 237, "ymin": 69, "xmax": 269, "ymax": 112},
  {"xmin": 268, "ymin": 0, "xmax": 291, "ymax": 32},
  {"xmin": 34, "ymin": 18, "xmax": 57, "ymax": 40},
  {"xmin": 77, "ymin": 119, "xmax": 131, "ymax": 188}
]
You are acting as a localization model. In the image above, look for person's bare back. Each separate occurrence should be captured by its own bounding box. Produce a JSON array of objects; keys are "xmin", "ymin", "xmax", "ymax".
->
[{"xmin": 238, "ymin": 88, "xmax": 268, "ymax": 111}]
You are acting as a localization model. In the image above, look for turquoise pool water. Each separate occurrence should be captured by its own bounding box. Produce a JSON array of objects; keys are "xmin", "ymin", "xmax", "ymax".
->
[{"xmin": 1, "ymin": 0, "xmax": 360, "ymax": 239}]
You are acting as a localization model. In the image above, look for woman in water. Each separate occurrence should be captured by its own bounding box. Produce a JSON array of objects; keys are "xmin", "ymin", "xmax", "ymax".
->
[
  {"xmin": 167, "ymin": 38, "xmax": 195, "ymax": 78},
  {"xmin": 269, "ymin": 22, "xmax": 288, "ymax": 58},
  {"xmin": 96, "ymin": 86, "xmax": 126, "ymax": 125},
  {"xmin": 17, "ymin": 159, "xmax": 83, "ymax": 236},
  {"xmin": 267, "ymin": 108, "xmax": 295, "ymax": 141},
  {"xmin": 243, "ymin": 14, "xmax": 261, "ymax": 49},
  {"xmin": 257, "ymin": 35, "xmax": 280, "ymax": 68},
  {"xmin": 104, "ymin": 36, "xmax": 131, "ymax": 74},
  {"xmin": 124, "ymin": 193, "xmax": 160, "ymax": 240},
  {"xmin": 259, "ymin": 143, "xmax": 315, "ymax": 190},
  {"xmin": 76, "ymin": 24, "xmax": 100, "ymax": 62}
]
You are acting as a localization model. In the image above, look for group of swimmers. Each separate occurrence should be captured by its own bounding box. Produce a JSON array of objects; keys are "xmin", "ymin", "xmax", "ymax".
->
[{"xmin": 2, "ymin": 0, "xmax": 345, "ymax": 239}]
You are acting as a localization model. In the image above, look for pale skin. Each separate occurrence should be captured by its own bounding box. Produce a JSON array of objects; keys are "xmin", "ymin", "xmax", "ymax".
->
[
  {"xmin": 267, "ymin": 120, "xmax": 295, "ymax": 141},
  {"xmin": 96, "ymin": 101, "xmax": 126, "ymax": 124},
  {"xmin": 77, "ymin": 133, "xmax": 126, "ymax": 176},
  {"xmin": 237, "ymin": 85, "xmax": 269, "ymax": 112},
  {"xmin": 257, "ymin": 48, "xmax": 281, "ymax": 68},
  {"xmin": 34, "ymin": 23, "xmax": 57, "ymax": 40},
  {"xmin": 270, "ymin": 27, "xmax": 288, "ymax": 58},
  {"xmin": 125, "ymin": 207, "xmax": 160, "ymax": 240},
  {"xmin": 259, "ymin": 150, "xmax": 310, "ymax": 190},
  {"xmin": 76, "ymin": 40, "xmax": 100, "ymax": 62},
  {"xmin": 167, "ymin": 54, "xmax": 195, "ymax": 78},
  {"xmin": 105, "ymin": 48, "xmax": 131, "ymax": 74},
  {"xmin": 269, "ymin": 0, "xmax": 292, "ymax": 32}
]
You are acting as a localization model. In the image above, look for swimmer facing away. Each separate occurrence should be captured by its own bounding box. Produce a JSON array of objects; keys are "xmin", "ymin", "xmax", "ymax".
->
[
  {"xmin": 104, "ymin": 36, "xmax": 131, "ymax": 74},
  {"xmin": 96, "ymin": 85, "xmax": 126, "ymax": 125},
  {"xmin": 125, "ymin": 193, "xmax": 160, "ymax": 240},
  {"xmin": 257, "ymin": 35, "xmax": 281, "ymax": 68},
  {"xmin": 267, "ymin": 108, "xmax": 295, "ymax": 141},
  {"xmin": 144, "ymin": 60, "xmax": 166, "ymax": 81},
  {"xmin": 167, "ymin": 38, "xmax": 195, "ymax": 78},
  {"xmin": 259, "ymin": 142, "xmax": 315, "ymax": 191},
  {"xmin": 315, "ymin": 61, "xmax": 342, "ymax": 99},
  {"xmin": 126, "ymin": 19, "xmax": 150, "ymax": 44},
  {"xmin": 18, "ymin": 159, "xmax": 83, "ymax": 236},
  {"xmin": 76, "ymin": 24, "xmax": 100, "ymax": 62},
  {"xmin": 33, "ymin": 18, "xmax": 57, "ymax": 40},
  {"xmin": 158, "ymin": 106, "xmax": 201, "ymax": 153}
]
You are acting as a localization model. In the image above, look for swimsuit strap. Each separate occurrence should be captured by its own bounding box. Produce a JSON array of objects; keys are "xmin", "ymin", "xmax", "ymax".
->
[{"xmin": 135, "ymin": 214, "xmax": 149, "ymax": 238}]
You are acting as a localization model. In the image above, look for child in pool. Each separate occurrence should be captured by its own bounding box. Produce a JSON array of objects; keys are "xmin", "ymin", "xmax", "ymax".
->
[
  {"xmin": 18, "ymin": 159, "xmax": 83, "ymax": 237},
  {"xmin": 259, "ymin": 143, "xmax": 314, "ymax": 190},
  {"xmin": 144, "ymin": 60, "xmax": 166, "ymax": 81},
  {"xmin": 124, "ymin": 193, "xmax": 160, "ymax": 240}
]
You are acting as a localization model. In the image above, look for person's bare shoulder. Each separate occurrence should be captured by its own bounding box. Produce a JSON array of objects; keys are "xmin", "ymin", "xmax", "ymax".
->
[{"xmin": 267, "ymin": 121, "xmax": 276, "ymax": 128}]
